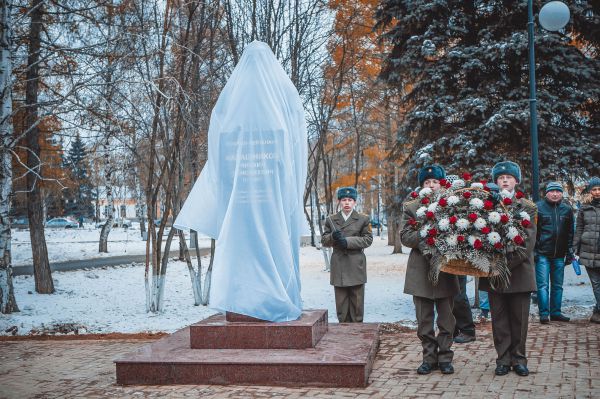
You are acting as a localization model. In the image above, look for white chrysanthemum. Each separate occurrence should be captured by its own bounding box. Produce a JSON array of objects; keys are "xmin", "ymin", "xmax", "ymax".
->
[
  {"xmin": 447, "ymin": 195, "xmax": 460, "ymax": 206},
  {"xmin": 446, "ymin": 235, "xmax": 458, "ymax": 246},
  {"xmin": 469, "ymin": 198, "xmax": 484, "ymax": 209},
  {"xmin": 474, "ymin": 217, "xmax": 487, "ymax": 229},
  {"xmin": 439, "ymin": 218, "xmax": 450, "ymax": 231},
  {"xmin": 507, "ymin": 226, "xmax": 519, "ymax": 239},
  {"xmin": 427, "ymin": 202, "xmax": 438, "ymax": 212},
  {"xmin": 452, "ymin": 179, "xmax": 465, "ymax": 188},
  {"xmin": 501, "ymin": 189, "xmax": 511, "ymax": 198},
  {"xmin": 456, "ymin": 218, "xmax": 470, "ymax": 231},
  {"xmin": 519, "ymin": 211, "xmax": 530, "ymax": 221},
  {"xmin": 419, "ymin": 225, "xmax": 430, "ymax": 238},
  {"xmin": 488, "ymin": 211, "xmax": 501, "ymax": 224},
  {"xmin": 416, "ymin": 207, "xmax": 427, "ymax": 218},
  {"xmin": 468, "ymin": 235, "xmax": 478, "ymax": 246},
  {"xmin": 470, "ymin": 182, "xmax": 484, "ymax": 189},
  {"xmin": 487, "ymin": 232, "xmax": 501, "ymax": 245},
  {"xmin": 419, "ymin": 187, "xmax": 433, "ymax": 197}
]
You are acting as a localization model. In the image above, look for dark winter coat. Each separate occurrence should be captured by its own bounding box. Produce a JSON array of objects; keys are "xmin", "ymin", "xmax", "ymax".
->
[
  {"xmin": 573, "ymin": 200, "xmax": 600, "ymax": 269},
  {"xmin": 322, "ymin": 211, "xmax": 373, "ymax": 287},
  {"xmin": 480, "ymin": 197, "xmax": 538, "ymax": 294},
  {"xmin": 399, "ymin": 199, "xmax": 459, "ymax": 299},
  {"xmin": 535, "ymin": 198, "xmax": 574, "ymax": 258}
]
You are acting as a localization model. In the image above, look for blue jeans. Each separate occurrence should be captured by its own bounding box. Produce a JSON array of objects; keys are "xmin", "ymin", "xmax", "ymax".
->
[
  {"xmin": 535, "ymin": 253, "xmax": 565, "ymax": 318},
  {"xmin": 479, "ymin": 290, "xmax": 489, "ymax": 311}
]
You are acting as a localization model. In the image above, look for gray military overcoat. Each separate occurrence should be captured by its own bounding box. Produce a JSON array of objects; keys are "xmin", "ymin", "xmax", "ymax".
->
[
  {"xmin": 400, "ymin": 199, "xmax": 460, "ymax": 299},
  {"xmin": 322, "ymin": 211, "xmax": 373, "ymax": 287},
  {"xmin": 480, "ymin": 197, "xmax": 538, "ymax": 293}
]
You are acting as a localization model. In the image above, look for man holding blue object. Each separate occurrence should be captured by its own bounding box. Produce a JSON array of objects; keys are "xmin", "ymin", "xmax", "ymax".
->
[
  {"xmin": 322, "ymin": 187, "xmax": 373, "ymax": 323},
  {"xmin": 535, "ymin": 181, "xmax": 575, "ymax": 324}
]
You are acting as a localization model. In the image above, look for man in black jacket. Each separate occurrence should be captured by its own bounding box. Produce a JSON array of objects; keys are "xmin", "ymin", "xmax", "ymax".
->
[{"xmin": 535, "ymin": 181, "xmax": 575, "ymax": 324}]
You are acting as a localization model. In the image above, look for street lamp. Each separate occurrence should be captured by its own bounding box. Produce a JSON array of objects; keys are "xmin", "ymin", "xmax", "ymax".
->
[{"xmin": 527, "ymin": 1, "xmax": 570, "ymax": 201}]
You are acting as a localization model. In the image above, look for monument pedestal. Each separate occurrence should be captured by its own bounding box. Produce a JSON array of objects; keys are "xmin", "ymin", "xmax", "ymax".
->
[{"xmin": 115, "ymin": 309, "xmax": 379, "ymax": 387}]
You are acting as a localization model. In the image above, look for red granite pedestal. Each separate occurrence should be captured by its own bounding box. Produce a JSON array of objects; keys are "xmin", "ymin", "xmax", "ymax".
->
[{"xmin": 115, "ymin": 309, "xmax": 380, "ymax": 387}]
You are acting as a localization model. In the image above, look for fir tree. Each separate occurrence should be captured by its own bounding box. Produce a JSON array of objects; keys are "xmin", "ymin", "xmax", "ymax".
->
[
  {"xmin": 375, "ymin": 0, "xmax": 600, "ymax": 194},
  {"xmin": 64, "ymin": 134, "xmax": 94, "ymax": 218}
]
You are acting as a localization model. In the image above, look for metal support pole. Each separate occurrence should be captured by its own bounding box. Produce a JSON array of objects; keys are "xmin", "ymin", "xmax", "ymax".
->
[{"xmin": 528, "ymin": 0, "xmax": 540, "ymax": 202}]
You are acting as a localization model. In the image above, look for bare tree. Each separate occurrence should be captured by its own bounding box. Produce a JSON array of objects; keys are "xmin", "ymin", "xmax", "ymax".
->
[
  {"xmin": 24, "ymin": 0, "xmax": 54, "ymax": 294},
  {"xmin": 0, "ymin": 0, "xmax": 19, "ymax": 313}
]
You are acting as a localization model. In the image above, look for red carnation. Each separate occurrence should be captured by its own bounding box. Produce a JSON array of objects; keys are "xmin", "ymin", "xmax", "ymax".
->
[
  {"xmin": 480, "ymin": 179, "xmax": 488, "ymax": 185},
  {"xmin": 426, "ymin": 237, "xmax": 436, "ymax": 246},
  {"xmin": 457, "ymin": 235, "xmax": 465, "ymax": 243},
  {"xmin": 439, "ymin": 179, "xmax": 447, "ymax": 186},
  {"xmin": 483, "ymin": 200, "xmax": 494, "ymax": 210},
  {"xmin": 503, "ymin": 197, "xmax": 513, "ymax": 205},
  {"xmin": 449, "ymin": 216, "xmax": 458, "ymax": 224},
  {"xmin": 462, "ymin": 172, "xmax": 472, "ymax": 181},
  {"xmin": 481, "ymin": 226, "xmax": 491, "ymax": 234},
  {"xmin": 473, "ymin": 239, "xmax": 483, "ymax": 249},
  {"xmin": 446, "ymin": 182, "xmax": 452, "ymax": 188},
  {"xmin": 514, "ymin": 235, "xmax": 525, "ymax": 245},
  {"xmin": 463, "ymin": 191, "xmax": 472, "ymax": 199},
  {"xmin": 428, "ymin": 228, "xmax": 438, "ymax": 237},
  {"xmin": 438, "ymin": 198, "xmax": 448, "ymax": 207},
  {"xmin": 516, "ymin": 191, "xmax": 525, "ymax": 199},
  {"xmin": 494, "ymin": 242, "xmax": 503, "ymax": 249},
  {"xmin": 468, "ymin": 213, "xmax": 478, "ymax": 222},
  {"xmin": 426, "ymin": 211, "xmax": 435, "ymax": 219},
  {"xmin": 421, "ymin": 197, "xmax": 430, "ymax": 205},
  {"xmin": 410, "ymin": 191, "xmax": 418, "ymax": 198},
  {"xmin": 408, "ymin": 218, "xmax": 417, "ymax": 226},
  {"xmin": 500, "ymin": 214, "xmax": 510, "ymax": 224},
  {"xmin": 521, "ymin": 219, "xmax": 531, "ymax": 228},
  {"xmin": 484, "ymin": 186, "xmax": 491, "ymax": 192}
]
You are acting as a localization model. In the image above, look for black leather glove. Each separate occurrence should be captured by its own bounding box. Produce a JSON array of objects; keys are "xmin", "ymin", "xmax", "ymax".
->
[
  {"xmin": 336, "ymin": 236, "xmax": 348, "ymax": 249},
  {"xmin": 332, "ymin": 230, "xmax": 347, "ymax": 248},
  {"xmin": 487, "ymin": 182, "xmax": 501, "ymax": 204}
]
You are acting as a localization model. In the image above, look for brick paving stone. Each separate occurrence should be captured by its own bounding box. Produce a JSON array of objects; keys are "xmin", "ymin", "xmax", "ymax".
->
[{"xmin": 0, "ymin": 321, "xmax": 599, "ymax": 398}]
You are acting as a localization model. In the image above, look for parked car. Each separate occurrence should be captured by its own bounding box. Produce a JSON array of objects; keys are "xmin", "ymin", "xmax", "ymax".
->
[
  {"xmin": 46, "ymin": 217, "xmax": 79, "ymax": 229},
  {"xmin": 11, "ymin": 217, "xmax": 29, "ymax": 229},
  {"xmin": 95, "ymin": 218, "xmax": 132, "ymax": 228}
]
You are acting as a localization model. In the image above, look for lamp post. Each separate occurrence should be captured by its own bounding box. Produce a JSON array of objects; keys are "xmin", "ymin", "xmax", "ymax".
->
[{"xmin": 527, "ymin": 0, "xmax": 570, "ymax": 201}]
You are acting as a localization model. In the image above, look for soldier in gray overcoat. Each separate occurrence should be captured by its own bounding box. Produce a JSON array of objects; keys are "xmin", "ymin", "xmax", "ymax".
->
[
  {"xmin": 400, "ymin": 165, "xmax": 460, "ymax": 375},
  {"xmin": 479, "ymin": 161, "xmax": 537, "ymax": 377},
  {"xmin": 322, "ymin": 187, "xmax": 373, "ymax": 323}
]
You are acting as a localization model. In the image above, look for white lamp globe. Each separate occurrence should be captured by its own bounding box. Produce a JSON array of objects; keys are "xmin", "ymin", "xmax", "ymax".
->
[{"xmin": 539, "ymin": 1, "xmax": 570, "ymax": 31}]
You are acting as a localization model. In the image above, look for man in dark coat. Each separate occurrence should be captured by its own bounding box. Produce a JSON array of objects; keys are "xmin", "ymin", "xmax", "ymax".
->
[
  {"xmin": 322, "ymin": 187, "xmax": 373, "ymax": 323},
  {"xmin": 400, "ymin": 165, "xmax": 459, "ymax": 375},
  {"xmin": 480, "ymin": 161, "xmax": 537, "ymax": 377},
  {"xmin": 573, "ymin": 176, "xmax": 600, "ymax": 324},
  {"xmin": 535, "ymin": 181, "xmax": 575, "ymax": 323}
]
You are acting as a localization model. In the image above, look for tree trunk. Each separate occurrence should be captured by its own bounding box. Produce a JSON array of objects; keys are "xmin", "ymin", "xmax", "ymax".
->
[
  {"xmin": 25, "ymin": 0, "xmax": 53, "ymax": 294},
  {"xmin": 0, "ymin": 0, "xmax": 18, "ymax": 312},
  {"xmin": 98, "ymin": 179, "xmax": 114, "ymax": 252},
  {"xmin": 392, "ymin": 217, "xmax": 403, "ymax": 254}
]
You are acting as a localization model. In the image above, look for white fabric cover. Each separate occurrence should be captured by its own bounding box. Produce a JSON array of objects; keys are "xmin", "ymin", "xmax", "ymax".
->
[{"xmin": 173, "ymin": 41, "xmax": 307, "ymax": 322}]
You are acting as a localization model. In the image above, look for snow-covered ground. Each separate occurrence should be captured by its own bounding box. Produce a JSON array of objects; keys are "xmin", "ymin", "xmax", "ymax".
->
[
  {"xmin": 11, "ymin": 224, "xmax": 212, "ymax": 266},
  {"xmin": 2, "ymin": 234, "xmax": 596, "ymax": 336}
]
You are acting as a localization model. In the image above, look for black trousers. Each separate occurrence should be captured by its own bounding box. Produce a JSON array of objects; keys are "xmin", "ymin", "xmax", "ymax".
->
[
  {"xmin": 489, "ymin": 291, "xmax": 531, "ymax": 366},
  {"xmin": 453, "ymin": 275, "xmax": 475, "ymax": 336}
]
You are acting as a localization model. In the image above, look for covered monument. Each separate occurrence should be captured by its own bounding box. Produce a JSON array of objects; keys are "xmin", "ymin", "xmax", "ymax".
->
[{"xmin": 173, "ymin": 40, "xmax": 307, "ymax": 322}]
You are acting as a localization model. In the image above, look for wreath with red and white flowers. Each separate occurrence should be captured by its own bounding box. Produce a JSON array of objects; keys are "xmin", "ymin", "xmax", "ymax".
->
[{"xmin": 407, "ymin": 173, "xmax": 532, "ymax": 288}]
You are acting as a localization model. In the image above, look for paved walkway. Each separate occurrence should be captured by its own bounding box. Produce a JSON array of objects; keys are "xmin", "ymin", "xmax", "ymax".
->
[
  {"xmin": 12, "ymin": 248, "xmax": 210, "ymax": 276},
  {"xmin": 1, "ymin": 319, "xmax": 598, "ymax": 398}
]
